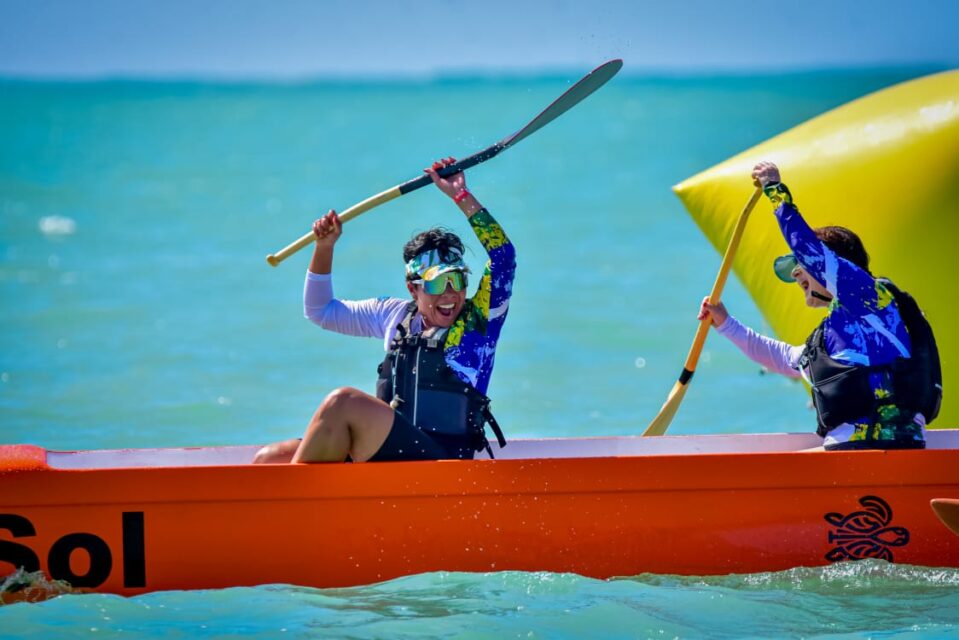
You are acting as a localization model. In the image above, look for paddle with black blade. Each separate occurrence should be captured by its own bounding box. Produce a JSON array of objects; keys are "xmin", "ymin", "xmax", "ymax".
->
[
  {"xmin": 266, "ymin": 58, "xmax": 623, "ymax": 266},
  {"xmin": 642, "ymin": 186, "xmax": 764, "ymax": 436}
]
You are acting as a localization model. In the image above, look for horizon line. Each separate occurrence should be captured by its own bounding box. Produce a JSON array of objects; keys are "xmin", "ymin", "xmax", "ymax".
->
[{"xmin": 1, "ymin": 62, "xmax": 952, "ymax": 85}]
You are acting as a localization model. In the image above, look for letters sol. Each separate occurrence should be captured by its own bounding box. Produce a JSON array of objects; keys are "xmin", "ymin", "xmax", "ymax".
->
[{"xmin": 0, "ymin": 512, "xmax": 145, "ymax": 588}]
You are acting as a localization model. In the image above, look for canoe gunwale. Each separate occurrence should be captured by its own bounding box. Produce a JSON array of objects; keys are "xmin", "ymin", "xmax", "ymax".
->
[{"xmin": 4, "ymin": 430, "xmax": 959, "ymax": 472}]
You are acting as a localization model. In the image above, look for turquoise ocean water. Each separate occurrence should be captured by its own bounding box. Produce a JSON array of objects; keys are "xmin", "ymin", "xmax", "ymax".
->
[{"xmin": 2, "ymin": 68, "xmax": 958, "ymax": 637}]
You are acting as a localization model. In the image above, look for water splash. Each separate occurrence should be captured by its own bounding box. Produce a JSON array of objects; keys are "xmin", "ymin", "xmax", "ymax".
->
[
  {"xmin": 622, "ymin": 558, "xmax": 959, "ymax": 593},
  {"xmin": 0, "ymin": 568, "xmax": 76, "ymax": 605}
]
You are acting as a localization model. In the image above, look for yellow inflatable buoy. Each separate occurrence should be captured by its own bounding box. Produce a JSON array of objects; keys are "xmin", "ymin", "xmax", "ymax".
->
[{"xmin": 675, "ymin": 69, "xmax": 959, "ymax": 428}]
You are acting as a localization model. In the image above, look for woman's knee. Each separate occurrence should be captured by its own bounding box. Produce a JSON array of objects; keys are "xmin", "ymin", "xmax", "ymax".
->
[
  {"xmin": 308, "ymin": 387, "xmax": 368, "ymax": 441},
  {"xmin": 312, "ymin": 386, "xmax": 392, "ymax": 441},
  {"xmin": 318, "ymin": 386, "xmax": 365, "ymax": 415}
]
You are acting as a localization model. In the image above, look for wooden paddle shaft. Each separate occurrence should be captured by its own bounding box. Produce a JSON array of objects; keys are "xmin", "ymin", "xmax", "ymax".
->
[
  {"xmin": 264, "ymin": 146, "xmax": 508, "ymax": 266},
  {"xmin": 642, "ymin": 186, "xmax": 764, "ymax": 437},
  {"xmin": 266, "ymin": 186, "xmax": 403, "ymax": 266},
  {"xmin": 682, "ymin": 186, "xmax": 763, "ymax": 370}
]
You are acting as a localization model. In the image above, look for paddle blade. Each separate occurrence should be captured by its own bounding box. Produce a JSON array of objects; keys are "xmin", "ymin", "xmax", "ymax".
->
[
  {"xmin": 642, "ymin": 379, "xmax": 690, "ymax": 437},
  {"xmin": 502, "ymin": 59, "xmax": 623, "ymax": 149},
  {"xmin": 932, "ymin": 499, "xmax": 959, "ymax": 538}
]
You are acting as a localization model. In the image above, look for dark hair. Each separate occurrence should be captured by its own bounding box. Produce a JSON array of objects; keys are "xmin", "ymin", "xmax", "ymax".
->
[
  {"xmin": 814, "ymin": 226, "xmax": 870, "ymax": 274},
  {"xmin": 402, "ymin": 228, "xmax": 465, "ymax": 279}
]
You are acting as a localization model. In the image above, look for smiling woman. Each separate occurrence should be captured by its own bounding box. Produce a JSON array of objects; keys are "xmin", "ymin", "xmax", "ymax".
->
[
  {"xmin": 253, "ymin": 157, "xmax": 516, "ymax": 465},
  {"xmin": 402, "ymin": 229, "xmax": 471, "ymax": 327}
]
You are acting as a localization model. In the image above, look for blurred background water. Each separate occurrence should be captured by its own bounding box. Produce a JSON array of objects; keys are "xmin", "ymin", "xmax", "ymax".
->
[{"xmin": 2, "ymin": 68, "xmax": 958, "ymax": 638}]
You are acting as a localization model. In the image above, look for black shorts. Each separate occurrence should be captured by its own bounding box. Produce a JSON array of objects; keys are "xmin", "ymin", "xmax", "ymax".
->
[{"xmin": 368, "ymin": 411, "xmax": 476, "ymax": 462}]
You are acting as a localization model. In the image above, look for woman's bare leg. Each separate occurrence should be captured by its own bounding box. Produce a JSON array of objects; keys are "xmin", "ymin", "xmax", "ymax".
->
[
  {"xmin": 292, "ymin": 387, "xmax": 395, "ymax": 463},
  {"xmin": 251, "ymin": 438, "xmax": 301, "ymax": 464}
]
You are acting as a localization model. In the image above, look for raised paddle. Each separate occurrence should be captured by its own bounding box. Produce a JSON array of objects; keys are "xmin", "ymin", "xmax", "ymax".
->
[
  {"xmin": 642, "ymin": 186, "xmax": 764, "ymax": 437},
  {"xmin": 266, "ymin": 58, "xmax": 624, "ymax": 267}
]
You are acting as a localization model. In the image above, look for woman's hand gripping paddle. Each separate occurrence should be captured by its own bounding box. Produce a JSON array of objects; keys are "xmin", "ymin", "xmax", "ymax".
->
[
  {"xmin": 642, "ymin": 186, "xmax": 764, "ymax": 437},
  {"xmin": 266, "ymin": 59, "xmax": 623, "ymax": 267}
]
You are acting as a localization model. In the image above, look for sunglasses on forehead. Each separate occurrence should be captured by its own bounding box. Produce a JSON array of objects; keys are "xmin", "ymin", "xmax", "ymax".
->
[{"xmin": 411, "ymin": 270, "xmax": 468, "ymax": 295}]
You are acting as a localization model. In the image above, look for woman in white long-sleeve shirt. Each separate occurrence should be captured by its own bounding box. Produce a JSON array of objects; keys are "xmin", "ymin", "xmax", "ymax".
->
[
  {"xmin": 698, "ymin": 162, "xmax": 936, "ymax": 451},
  {"xmin": 254, "ymin": 157, "xmax": 516, "ymax": 464}
]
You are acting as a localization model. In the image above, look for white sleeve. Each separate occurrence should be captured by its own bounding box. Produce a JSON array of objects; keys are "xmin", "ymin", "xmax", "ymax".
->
[
  {"xmin": 716, "ymin": 315, "xmax": 804, "ymax": 379},
  {"xmin": 303, "ymin": 272, "xmax": 407, "ymax": 339}
]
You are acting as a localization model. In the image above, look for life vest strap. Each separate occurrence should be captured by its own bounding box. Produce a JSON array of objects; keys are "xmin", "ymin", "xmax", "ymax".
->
[{"xmin": 481, "ymin": 402, "xmax": 507, "ymax": 449}]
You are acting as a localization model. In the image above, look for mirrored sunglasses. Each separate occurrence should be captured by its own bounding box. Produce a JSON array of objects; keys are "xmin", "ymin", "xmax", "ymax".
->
[{"xmin": 414, "ymin": 270, "xmax": 468, "ymax": 295}]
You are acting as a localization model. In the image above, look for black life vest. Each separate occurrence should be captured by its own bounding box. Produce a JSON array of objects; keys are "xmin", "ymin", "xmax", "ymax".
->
[
  {"xmin": 799, "ymin": 278, "xmax": 942, "ymax": 436},
  {"xmin": 376, "ymin": 303, "xmax": 506, "ymax": 456}
]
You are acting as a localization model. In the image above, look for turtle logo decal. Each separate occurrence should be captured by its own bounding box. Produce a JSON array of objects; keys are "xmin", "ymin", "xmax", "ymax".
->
[{"xmin": 825, "ymin": 495, "xmax": 909, "ymax": 562}]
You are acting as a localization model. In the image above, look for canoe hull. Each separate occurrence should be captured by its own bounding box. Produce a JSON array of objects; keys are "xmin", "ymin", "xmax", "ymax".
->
[{"xmin": 3, "ymin": 439, "xmax": 959, "ymax": 595}]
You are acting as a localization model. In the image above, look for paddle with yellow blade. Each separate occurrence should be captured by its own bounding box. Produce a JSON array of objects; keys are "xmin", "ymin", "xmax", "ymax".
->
[
  {"xmin": 265, "ymin": 58, "xmax": 623, "ymax": 267},
  {"xmin": 642, "ymin": 186, "xmax": 764, "ymax": 437}
]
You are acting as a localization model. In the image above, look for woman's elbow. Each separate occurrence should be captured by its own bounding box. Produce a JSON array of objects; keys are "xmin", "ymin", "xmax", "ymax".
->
[
  {"xmin": 492, "ymin": 245, "xmax": 517, "ymax": 273},
  {"xmin": 304, "ymin": 305, "xmax": 335, "ymax": 329}
]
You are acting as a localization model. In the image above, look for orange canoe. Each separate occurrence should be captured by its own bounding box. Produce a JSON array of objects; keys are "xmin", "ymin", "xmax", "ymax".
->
[{"xmin": 3, "ymin": 431, "xmax": 959, "ymax": 597}]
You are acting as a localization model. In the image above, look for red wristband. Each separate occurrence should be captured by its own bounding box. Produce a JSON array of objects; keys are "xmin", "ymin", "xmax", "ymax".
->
[{"xmin": 453, "ymin": 189, "xmax": 471, "ymax": 203}]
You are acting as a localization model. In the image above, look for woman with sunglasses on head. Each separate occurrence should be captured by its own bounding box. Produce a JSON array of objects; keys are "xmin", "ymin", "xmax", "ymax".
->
[
  {"xmin": 253, "ymin": 157, "xmax": 516, "ymax": 464},
  {"xmin": 697, "ymin": 161, "xmax": 940, "ymax": 451}
]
